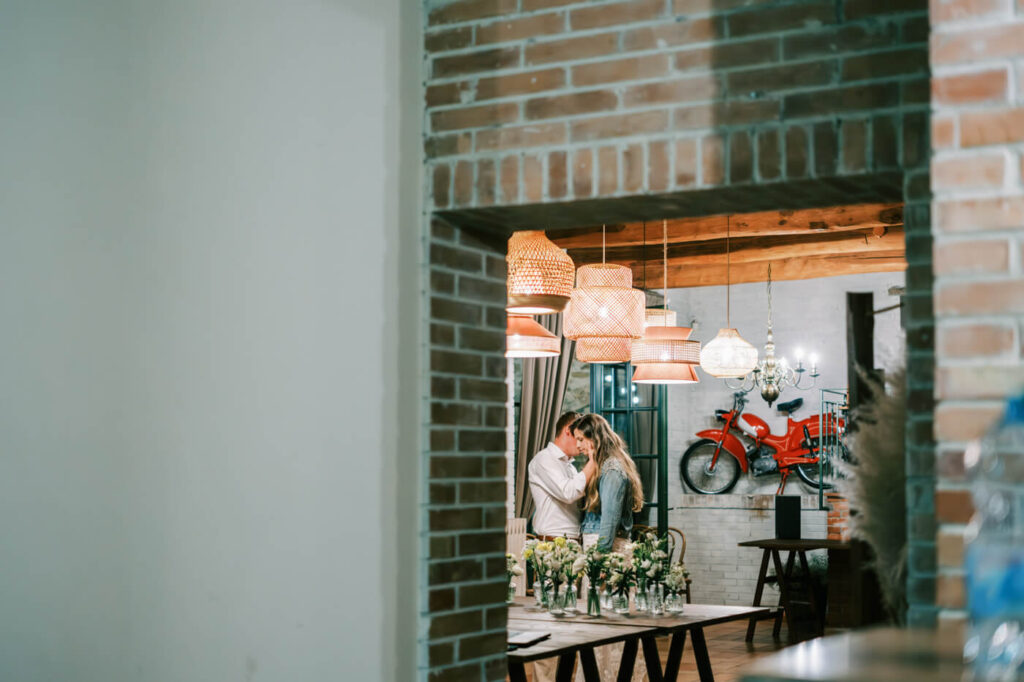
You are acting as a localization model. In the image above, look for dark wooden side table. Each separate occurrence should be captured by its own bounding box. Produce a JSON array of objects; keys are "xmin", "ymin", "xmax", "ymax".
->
[{"xmin": 738, "ymin": 538, "xmax": 851, "ymax": 643}]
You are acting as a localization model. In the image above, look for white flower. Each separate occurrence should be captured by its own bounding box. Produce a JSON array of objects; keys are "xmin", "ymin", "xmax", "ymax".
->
[{"xmin": 571, "ymin": 556, "xmax": 587, "ymax": 575}]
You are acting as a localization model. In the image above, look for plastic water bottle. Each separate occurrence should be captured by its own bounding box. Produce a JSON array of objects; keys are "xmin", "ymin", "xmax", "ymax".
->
[{"xmin": 964, "ymin": 392, "xmax": 1024, "ymax": 679}]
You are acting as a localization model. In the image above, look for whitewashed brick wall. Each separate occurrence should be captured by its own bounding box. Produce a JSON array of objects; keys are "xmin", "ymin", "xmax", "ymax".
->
[{"xmin": 669, "ymin": 494, "xmax": 826, "ymax": 606}]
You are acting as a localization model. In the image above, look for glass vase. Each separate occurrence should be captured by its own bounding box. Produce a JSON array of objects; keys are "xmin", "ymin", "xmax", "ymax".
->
[
  {"xmin": 533, "ymin": 580, "xmax": 544, "ymax": 608},
  {"xmin": 649, "ymin": 584, "xmax": 664, "ymax": 616},
  {"xmin": 600, "ymin": 587, "xmax": 612, "ymax": 610},
  {"xmin": 613, "ymin": 591, "xmax": 630, "ymax": 615},
  {"xmin": 547, "ymin": 583, "xmax": 564, "ymax": 616},
  {"xmin": 587, "ymin": 587, "xmax": 601, "ymax": 617},
  {"xmin": 666, "ymin": 592, "xmax": 684, "ymax": 614},
  {"xmin": 507, "ymin": 581, "xmax": 516, "ymax": 604},
  {"xmin": 634, "ymin": 585, "xmax": 648, "ymax": 613},
  {"xmin": 563, "ymin": 584, "xmax": 578, "ymax": 615}
]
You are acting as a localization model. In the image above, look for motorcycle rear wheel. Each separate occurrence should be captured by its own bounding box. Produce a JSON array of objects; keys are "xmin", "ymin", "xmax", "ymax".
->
[
  {"xmin": 794, "ymin": 441, "xmax": 850, "ymax": 489},
  {"xmin": 680, "ymin": 439, "xmax": 741, "ymax": 494}
]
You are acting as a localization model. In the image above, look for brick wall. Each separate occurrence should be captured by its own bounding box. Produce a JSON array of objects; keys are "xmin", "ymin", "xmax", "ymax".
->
[
  {"xmin": 670, "ymin": 495, "xmax": 826, "ymax": 606},
  {"xmin": 424, "ymin": 221, "xmax": 510, "ymax": 681},
  {"xmin": 930, "ymin": 0, "xmax": 1024, "ymax": 631},
  {"xmin": 424, "ymin": 0, "xmax": 929, "ymax": 210},
  {"xmin": 421, "ymin": 0, "xmax": 936, "ymax": 676}
]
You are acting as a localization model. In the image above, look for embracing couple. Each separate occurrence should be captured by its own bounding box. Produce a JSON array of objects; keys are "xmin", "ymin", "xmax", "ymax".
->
[{"xmin": 528, "ymin": 411, "xmax": 648, "ymax": 682}]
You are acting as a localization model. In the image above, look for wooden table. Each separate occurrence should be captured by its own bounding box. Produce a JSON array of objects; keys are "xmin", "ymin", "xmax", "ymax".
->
[
  {"xmin": 508, "ymin": 616, "xmax": 657, "ymax": 682},
  {"xmin": 738, "ymin": 627, "xmax": 965, "ymax": 682},
  {"xmin": 738, "ymin": 538, "xmax": 850, "ymax": 642},
  {"xmin": 509, "ymin": 597, "xmax": 771, "ymax": 682}
]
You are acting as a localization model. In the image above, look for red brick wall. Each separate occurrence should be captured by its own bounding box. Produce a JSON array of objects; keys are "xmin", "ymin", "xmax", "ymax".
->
[
  {"xmin": 931, "ymin": 0, "xmax": 1024, "ymax": 629},
  {"xmin": 421, "ymin": 0, "xmax": 934, "ymax": 678},
  {"xmin": 424, "ymin": 0, "xmax": 929, "ymax": 209}
]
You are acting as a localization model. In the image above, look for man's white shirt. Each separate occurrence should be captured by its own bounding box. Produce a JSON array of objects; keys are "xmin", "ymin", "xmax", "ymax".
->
[{"xmin": 528, "ymin": 441, "xmax": 586, "ymax": 537}]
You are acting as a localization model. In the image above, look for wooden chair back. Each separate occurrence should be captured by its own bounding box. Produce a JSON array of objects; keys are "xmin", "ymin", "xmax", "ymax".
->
[{"xmin": 506, "ymin": 518, "xmax": 528, "ymax": 596}]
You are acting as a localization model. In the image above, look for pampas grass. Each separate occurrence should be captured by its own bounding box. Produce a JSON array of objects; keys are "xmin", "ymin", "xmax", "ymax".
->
[{"xmin": 838, "ymin": 368, "xmax": 908, "ymax": 624}]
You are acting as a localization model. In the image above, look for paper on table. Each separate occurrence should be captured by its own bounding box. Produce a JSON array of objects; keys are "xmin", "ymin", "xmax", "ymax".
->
[{"xmin": 507, "ymin": 630, "xmax": 551, "ymax": 647}]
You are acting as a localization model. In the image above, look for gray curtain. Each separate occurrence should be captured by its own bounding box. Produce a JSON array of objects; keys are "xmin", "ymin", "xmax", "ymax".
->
[{"xmin": 514, "ymin": 313, "xmax": 575, "ymax": 521}]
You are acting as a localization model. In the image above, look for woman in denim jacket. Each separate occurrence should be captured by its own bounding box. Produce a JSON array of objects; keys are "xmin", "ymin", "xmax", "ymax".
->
[
  {"xmin": 572, "ymin": 414, "xmax": 648, "ymax": 682},
  {"xmin": 572, "ymin": 413, "xmax": 645, "ymax": 552}
]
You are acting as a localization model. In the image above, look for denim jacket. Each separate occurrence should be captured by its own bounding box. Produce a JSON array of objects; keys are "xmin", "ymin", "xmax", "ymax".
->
[{"xmin": 580, "ymin": 459, "xmax": 633, "ymax": 552}]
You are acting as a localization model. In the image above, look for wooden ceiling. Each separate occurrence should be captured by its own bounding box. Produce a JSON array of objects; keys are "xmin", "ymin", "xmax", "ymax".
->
[{"xmin": 548, "ymin": 202, "xmax": 906, "ymax": 289}]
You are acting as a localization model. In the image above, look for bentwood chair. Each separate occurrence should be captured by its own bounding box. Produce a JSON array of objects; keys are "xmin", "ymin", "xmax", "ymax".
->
[{"xmin": 632, "ymin": 524, "xmax": 693, "ymax": 603}]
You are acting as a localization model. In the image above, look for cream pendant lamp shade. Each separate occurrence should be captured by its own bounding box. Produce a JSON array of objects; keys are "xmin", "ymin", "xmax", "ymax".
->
[
  {"xmin": 506, "ymin": 230, "xmax": 575, "ymax": 315},
  {"xmin": 505, "ymin": 314, "xmax": 560, "ymax": 358},
  {"xmin": 700, "ymin": 215, "xmax": 758, "ymax": 378},
  {"xmin": 631, "ymin": 220, "xmax": 702, "ymax": 384},
  {"xmin": 564, "ymin": 263, "xmax": 645, "ymax": 364},
  {"xmin": 699, "ymin": 328, "xmax": 758, "ymax": 378}
]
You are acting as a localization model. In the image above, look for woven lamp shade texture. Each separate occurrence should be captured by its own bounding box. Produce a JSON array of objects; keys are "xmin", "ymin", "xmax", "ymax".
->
[
  {"xmin": 632, "ymin": 326, "xmax": 701, "ymax": 364},
  {"xmin": 644, "ymin": 308, "xmax": 677, "ymax": 327},
  {"xmin": 506, "ymin": 231, "xmax": 575, "ymax": 314},
  {"xmin": 505, "ymin": 315, "xmax": 560, "ymax": 358},
  {"xmin": 700, "ymin": 328, "xmax": 759, "ymax": 378},
  {"xmin": 633, "ymin": 363, "xmax": 700, "ymax": 384},
  {"xmin": 563, "ymin": 264, "xmax": 644, "ymax": 342},
  {"xmin": 575, "ymin": 337, "xmax": 633, "ymax": 364}
]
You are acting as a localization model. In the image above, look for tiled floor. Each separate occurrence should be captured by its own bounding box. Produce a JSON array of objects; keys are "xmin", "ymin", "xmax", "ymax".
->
[{"xmin": 514, "ymin": 619, "xmax": 792, "ymax": 682}]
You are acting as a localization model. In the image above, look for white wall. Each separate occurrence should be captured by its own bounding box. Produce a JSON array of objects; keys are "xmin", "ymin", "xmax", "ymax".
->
[
  {"xmin": 666, "ymin": 270, "xmax": 905, "ymax": 497},
  {"xmin": 0, "ymin": 2, "xmax": 420, "ymax": 681},
  {"xmin": 669, "ymin": 495, "xmax": 826, "ymax": 606}
]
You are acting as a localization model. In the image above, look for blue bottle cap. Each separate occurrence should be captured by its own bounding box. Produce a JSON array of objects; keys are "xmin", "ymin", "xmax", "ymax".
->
[{"xmin": 1006, "ymin": 394, "xmax": 1024, "ymax": 425}]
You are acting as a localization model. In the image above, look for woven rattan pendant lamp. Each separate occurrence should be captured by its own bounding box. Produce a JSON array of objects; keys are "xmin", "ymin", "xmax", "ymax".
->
[
  {"xmin": 505, "ymin": 314, "xmax": 560, "ymax": 358},
  {"xmin": 563, "ymin": 226, "xmax": 644, "ymax": 364},
  {"xmin": 632, "ymin": 220, "xmax": 701, "ymax": 384},
  {"xmin": 700, "ymin": 215, "xmax": 758, "ymax": 378},
  {"xmin": 506, "ymin": 230, "xmax": 575, "ymax": 315}
]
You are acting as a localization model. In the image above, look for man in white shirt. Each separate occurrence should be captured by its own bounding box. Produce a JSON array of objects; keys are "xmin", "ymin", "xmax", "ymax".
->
[
  {"xmin": 527, "ymin": 412, "xmax": 598, "ymax": 682},
  {"xmin": 528, "ymin": 411, "xmax": 597, "ymax": 541}
]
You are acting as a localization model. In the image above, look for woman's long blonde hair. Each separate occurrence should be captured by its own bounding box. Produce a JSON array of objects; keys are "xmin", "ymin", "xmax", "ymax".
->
[{"xmin": 573, "ymin": 414, "xmax": 644, "ymax": 514}]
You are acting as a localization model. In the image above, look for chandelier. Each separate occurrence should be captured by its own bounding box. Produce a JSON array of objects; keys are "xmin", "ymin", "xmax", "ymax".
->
[{"xmin": 726, "ymin": 263, "xmax": 820, "ymax": 406}]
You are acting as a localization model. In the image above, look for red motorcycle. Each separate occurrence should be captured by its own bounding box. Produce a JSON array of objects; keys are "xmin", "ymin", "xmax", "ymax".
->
[{"xmin": 680, "ymin": 392, "xmax": 845, "ymax": 495}]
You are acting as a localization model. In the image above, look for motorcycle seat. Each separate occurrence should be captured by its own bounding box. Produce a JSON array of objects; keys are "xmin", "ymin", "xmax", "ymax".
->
[{"xmin": 777, "ymin": 398, "xmax": 803, "ymax": 413}]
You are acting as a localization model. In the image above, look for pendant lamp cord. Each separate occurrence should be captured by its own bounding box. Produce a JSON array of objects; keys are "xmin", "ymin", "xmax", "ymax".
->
[
  {"xmin": 642, "ymin": 220, "xmax": 647, "ymax": 291},
  {"xmin": 726, "ymin": 215, "xmax": 731, "ymax": 327},
  {"xmin": 602, "ymin": 224, "xmax": 606, "ymax": 264},
  {"xmin": 767, "ymin": 262, "xmax": 773, "ymax": 328},
  {"xmin": 662, "ymin": 219, "xmax": 668, "ymax": 326}
]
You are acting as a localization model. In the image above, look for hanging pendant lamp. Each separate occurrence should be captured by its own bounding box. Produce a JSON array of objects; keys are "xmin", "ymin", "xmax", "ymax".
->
[
  {"xmin": 632, "ymin": 219, "xmax": 701, "ymax": 384},
  {"xmin": 505, "ymin": 314, "xmax": 560, "ymax": 358},
  {"xmin": 563, "ymin": 226, "xmax": 644, "ymax": 364},
  {"xmin": 700, "ymin": 215, "xmax": 758, "ymax": 378},
  {"xmin": 506, "ymin": 230, "xmax": 575, "ymax": 315}
]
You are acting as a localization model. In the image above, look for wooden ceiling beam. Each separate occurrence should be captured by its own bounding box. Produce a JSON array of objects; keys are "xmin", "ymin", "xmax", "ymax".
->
[
  {"xmin": 547, "ymin": 202, "xmax": 904, "ymax": 249},
  {"xmin": 570, "ymin": 227, "xmax": 905, "ymax": 270},
  {"xmin": 631, "ymin": 251, "xmax": 907, "ymax": 289}
]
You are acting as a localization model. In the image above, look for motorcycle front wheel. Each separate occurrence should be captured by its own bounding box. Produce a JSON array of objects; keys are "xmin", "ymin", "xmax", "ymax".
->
[{"xmin": 680, "ymin": 439, "xmax": 741, "ymax": 494}]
